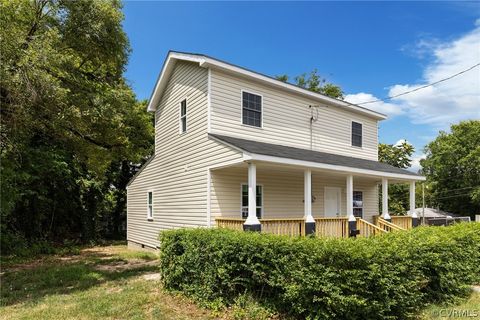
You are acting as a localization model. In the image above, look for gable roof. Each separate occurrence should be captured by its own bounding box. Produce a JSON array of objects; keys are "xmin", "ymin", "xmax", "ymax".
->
[
  {"xmin": 147, "ymin": 51, "xmax": 387, "ymax": 120},
  {"xmin": 209, "ymin": 133, "xmax": 424, "ymax": 180}
]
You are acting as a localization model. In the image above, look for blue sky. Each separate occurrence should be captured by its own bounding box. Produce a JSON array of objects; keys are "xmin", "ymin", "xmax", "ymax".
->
[{"xmin": 122, "ymin": 1, "xmax": 480, "ymax": 170}]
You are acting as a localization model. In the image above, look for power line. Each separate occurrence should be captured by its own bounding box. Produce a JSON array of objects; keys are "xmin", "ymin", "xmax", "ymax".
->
[
  {"xmin": 355, "ymin": 63, "xmax": 480, "ymax": 106},
  {"xmin": 430, "ymin": 186, "xmax": 477, "ymax": 194},
  {"xmin": 433, "ymin": 193, "xmax": 472, "ymax": 200}
]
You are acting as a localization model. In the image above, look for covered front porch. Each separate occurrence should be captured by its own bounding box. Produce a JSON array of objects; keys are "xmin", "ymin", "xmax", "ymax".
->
[{"xmin": 210, "ymin": 161, "xmax": 422, "ymax": 238}]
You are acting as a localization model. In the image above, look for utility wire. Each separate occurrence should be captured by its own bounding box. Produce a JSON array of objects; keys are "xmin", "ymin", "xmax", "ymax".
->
[
  {"xmin": 431, "ymin": 186, "xmax": 476, "ymax": 194},
  {"xmin": 355, "ymin": 63, "xmax": 480, "ymax": 106},
  {"xmin": 433, "ymin": 193, "xmax": 472, "ymax": 200}
]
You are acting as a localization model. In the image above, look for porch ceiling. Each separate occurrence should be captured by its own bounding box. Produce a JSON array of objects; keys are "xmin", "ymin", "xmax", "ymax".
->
[{"xmin": 209, "ymin": 133, "xmax": 425, "ymax": 182}]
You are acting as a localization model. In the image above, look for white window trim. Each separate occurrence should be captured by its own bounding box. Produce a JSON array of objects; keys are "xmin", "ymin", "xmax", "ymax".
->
[
  {"xmin": 179, "ymin": 98, "xmax": 188, "ymax": 134},
  {"xmin": 351, "ymin": 120, "xmax": 363, "ymax": 148},
  {"xmin": 240, "ymin": 183, "xmax": 264, "ymax": 219},
  {"xmin": 240, "ymin": 89, "xmax": 263, "ymax": 129},
  {"xmin": 147, "ymin": 190, "xmax": 154, "ymax": 220},
  {"xmin": 353, "ymin": 190, "xmax": 363, "ymax": 218}
]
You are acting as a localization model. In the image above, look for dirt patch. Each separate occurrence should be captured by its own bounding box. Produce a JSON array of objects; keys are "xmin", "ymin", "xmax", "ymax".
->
[
  {"xmin": 143, "ymin": 273, "xmax": 161, "ymax": 281},
  {"xmin": 93, "ymin": 259, "xmax": 157, "ymax": 272},
  {"xmin": 473, "ymin": 286, "xmax": 480, "ymax": 293}
]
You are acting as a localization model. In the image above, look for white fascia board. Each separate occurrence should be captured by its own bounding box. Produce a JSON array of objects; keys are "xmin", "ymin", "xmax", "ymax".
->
[
  {"xmin": 244, "ymin": 153, "xmax": 426, "ymax": 181},
  {"xmin": 147, "ymin": 52, "xmax": 207, "ymax": 112},
  {"xmin": 148, "ymin": 52, "xmax": 387, "ymax": 120}
]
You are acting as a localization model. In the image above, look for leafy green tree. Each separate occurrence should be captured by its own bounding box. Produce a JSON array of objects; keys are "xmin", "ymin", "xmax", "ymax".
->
[
  {"xmin": 378, "ymin": 141, "xmax": 415, "ymax": 214},
  {"xmin": 0, "ymin": 0, "xmax": 153, "ymax": 252},
  {"xmin": 420, "ymin": 120, "xmax": 480, "ymax": 217},
  {"xmin": 276, "ymin": 69, "xmax": 344, "ymax": 99},
  {"xmin": 378, "ymin": 141, "xmax": 414, "ymax": 169}
]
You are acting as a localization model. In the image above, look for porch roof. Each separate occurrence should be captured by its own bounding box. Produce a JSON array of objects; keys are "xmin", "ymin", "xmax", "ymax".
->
[{"xmin": 209, "ymin": 134, "xmax": 424, "ymax": 180}]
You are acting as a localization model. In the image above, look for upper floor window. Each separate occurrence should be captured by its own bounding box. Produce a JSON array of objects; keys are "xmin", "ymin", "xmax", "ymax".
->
[
  {"xmin": 180, "ymin": 99, "xmax": 187, "ymax": 133},
  {"xmin": 351, "ymin": 121, "xmax": 362, "ymax": 147},
  {"xmin": 147, "ymin": 191, "xmax": 153, "ymax": 220},
  {"xmin": 242, "ymin": 91, "xmax": 262, "ymax": 127}
]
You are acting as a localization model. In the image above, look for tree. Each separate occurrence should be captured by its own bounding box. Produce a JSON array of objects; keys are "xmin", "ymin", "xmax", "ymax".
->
[
  {"xmin": 378, "ymin": 141, "xmax": 415, "ymax": 214},
  {"xmin": 378, "ymin": 141, "xmax": 414, "ymax": 169},
  {"xmin": 420, "ymin": 120, "xmax": 480, "ymax": 218},
  {"xmin": 276, "ymin": 69, "xmax": 344, "ymax": 99},
  {"xmin": 0, "ymin": 0, "xmax": 153, "ymax": 252}
]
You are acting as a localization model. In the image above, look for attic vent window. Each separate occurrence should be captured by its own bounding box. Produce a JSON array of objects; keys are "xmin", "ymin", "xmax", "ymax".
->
[
  {"xmin": 242, "ymin": 91, "xmax": 262, "ymax": 128},
  {"xmin": 351, "ymin": 121, "xmax": 362, "ymax": 147}
]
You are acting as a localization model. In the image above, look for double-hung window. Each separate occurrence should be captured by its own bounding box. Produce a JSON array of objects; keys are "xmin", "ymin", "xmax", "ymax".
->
[
  {"xmin": 241, "ymin": 184, "xmax": 263, "ymax": 219},
  {"xmin": 147, "ymin": 191, "xmax": 153, "ymax": 220},
  {"xmin": 242, "ymin": 91, "xmax": 262, "ymax": 127},
  {"xmin": 352, "ymin": 121, "xmax": 362, "ymax": 147},
  {"xmin": 180, "ymin": 99, "xmax": 187, "ymax": 133},
  {"xmin": 353, "ymin": 191, "xmax": 363, "ymax": 218}
]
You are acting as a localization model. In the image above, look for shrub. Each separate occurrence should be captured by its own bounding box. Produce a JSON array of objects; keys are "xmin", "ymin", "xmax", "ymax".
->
[{"xmin": 159, "ymin": 223, "xmax": 480, "ymax": 320}]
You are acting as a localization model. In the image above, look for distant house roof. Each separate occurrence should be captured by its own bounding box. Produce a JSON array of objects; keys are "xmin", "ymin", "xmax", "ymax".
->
[
  {"xmin": 414, "ymin": 208, "xmax": 453, "ymax": 218},
  {"xmin": 209, "ymin": 133, "xmax": 424, "ymax": 180},
  {"xmin": 147, "ymin": 51, "xmax": 387, "ymax": 120}
]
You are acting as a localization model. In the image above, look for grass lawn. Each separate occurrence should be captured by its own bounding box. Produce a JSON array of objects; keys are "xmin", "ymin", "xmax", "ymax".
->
[
  {"xmin": 420, "ymin": 291, "xmax": 480, "ymax": 320},
  {"xmin": 1, "ymin": 244, "xmax": 213, "ymax": 320},
  {"xmin": 1, "ymin": 244, "xmax": 478, "ymax": 320}
]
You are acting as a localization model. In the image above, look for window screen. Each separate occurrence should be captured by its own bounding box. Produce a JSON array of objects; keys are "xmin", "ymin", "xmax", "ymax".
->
[
  {"xmin": 242, "ymin": 92, "xmax": 262, "ymax": 127},
  {"xmin": 147, "ymin": 191, "xmax": 153, "ymax": 219},
  {"xmin": 353, "ymin": 191, "xmax": 363, "ymax": 218},
  {"xmin": 180, "ymin": 99, "xmax": 187, "ymax": 133},
  {"xmin": 352, "ymin": 122, "xmax": 362, "ymax": 147},
  {"xmin": 241, "ymin": 184, "xmax": 263, "ymax": 219}
]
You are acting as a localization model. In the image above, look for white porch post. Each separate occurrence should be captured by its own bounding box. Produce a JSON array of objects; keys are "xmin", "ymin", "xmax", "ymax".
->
[
  {"xmin": 382, "ymin": 178, "xmax": 391, "ymax": 221},
  {"xmin": 409, "ymin": 181, "xmax": 419, "ymax": 227},
  {"xmin": 244, "ymin": 162, "xmax": 261, "ymax": 231},
  {"xmin": 346, "ymin": 174, "xmax": 357, "ymax": 237},
  {"xmin": 304, "ymin": 169, "xmax": 315, "ymax": 235}
]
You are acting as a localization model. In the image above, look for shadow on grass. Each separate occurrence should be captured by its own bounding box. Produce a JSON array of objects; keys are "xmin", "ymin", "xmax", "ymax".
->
[{"xmin": 0, "ymin": 251, "xmax": 159, "ymax": 307}]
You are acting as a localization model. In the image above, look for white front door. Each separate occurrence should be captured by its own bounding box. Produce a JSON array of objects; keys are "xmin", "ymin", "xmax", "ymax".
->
[{"xmin": 324, "ymin": 187, "xmax": 341, "ymax": 217}]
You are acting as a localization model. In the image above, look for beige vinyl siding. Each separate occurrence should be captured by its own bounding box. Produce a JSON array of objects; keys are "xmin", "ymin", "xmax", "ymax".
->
[
  {"xmin": 127, "ymin": 62, "xmax": 242, "ymax": 248},
  {"xmin": 210, "ymin": 69, "xmax": 378, "ymax": 161},
  {"xmin": 211, "ymin": 166, "xmax": 379, "ymax": 223}
]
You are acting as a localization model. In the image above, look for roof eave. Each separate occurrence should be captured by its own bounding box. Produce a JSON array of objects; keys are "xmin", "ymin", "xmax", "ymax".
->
[
  {"xmin": 200, "ymin": 58, "xmax": 387, "ymax": 120},
  {"xmin": 246, "ymin": 152, "xmax": 425, "ymax": 181},
  {"xmin": 146, "ymin": 51, "xmax": 388, "ymax": 120},
  {"xmin": 146, "ymin": 52, "xmax": 207, "ymax": 112}
]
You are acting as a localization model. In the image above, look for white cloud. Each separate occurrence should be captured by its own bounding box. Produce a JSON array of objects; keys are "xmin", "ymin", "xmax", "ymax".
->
[
  {"xmin": 344, "ymin": 92, "xmax": 403, "ymax": 116},
  {"xmin": 346, "ymin": 21, "xmax": 480, "ymax": 129},
  {"xmin": 408, "ymin": 154, "xmax": 426, "ymax": 173},
  {"xmin": 394, "ymin": 139, "xmax": 408, "ymax": 147}
]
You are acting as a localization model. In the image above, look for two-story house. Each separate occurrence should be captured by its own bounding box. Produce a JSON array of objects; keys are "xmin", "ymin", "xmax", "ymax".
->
[{"xmin": 127, "ymin": 51, "xmax": 424, "ymax": 250}]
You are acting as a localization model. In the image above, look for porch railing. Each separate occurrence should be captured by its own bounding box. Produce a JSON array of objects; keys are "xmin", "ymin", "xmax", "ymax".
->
[
  {"xmin": 315, "ymin": 217, "xmax": 349, "ymax": 238},
  {"xmin": 373, "ymin": 215, "xmax": 413, "ymax": 230},
  {"xmin": 261, "ymin": 219, "xmax": 305, "ymax": 237},
  {"xmin": 215, "ymin": 216, "xmax": 400, "ymax": 238},
  {"xmin": 391, "ymin": 216, "xmax": 413, "ymax": 230},
  {"xmin": 216, "ymin": 218, "xmax": 244, "ymax": 231},
  {"xmin": 377, "ymin": 217, "xmax": 406, "ymax": 232},
  {"xmin": 357, "ymin": 218, "xmax": 388, "ymax": 237}
]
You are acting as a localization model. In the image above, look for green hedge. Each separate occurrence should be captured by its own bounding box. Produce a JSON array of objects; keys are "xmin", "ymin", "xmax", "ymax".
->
[{"xmin": 159, "ymin": 223, "xmax": 480, "ymax": 320}]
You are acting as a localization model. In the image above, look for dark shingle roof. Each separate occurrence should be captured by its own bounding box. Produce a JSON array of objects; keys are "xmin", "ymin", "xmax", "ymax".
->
[{"xmin": 209, "ymin": 134, "xmax": 421, "ymax": 177}]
